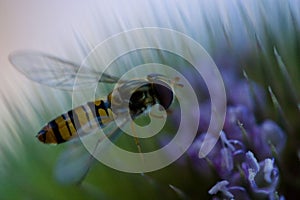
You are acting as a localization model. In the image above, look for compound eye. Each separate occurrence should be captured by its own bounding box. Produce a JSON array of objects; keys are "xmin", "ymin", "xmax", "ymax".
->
[
  {"xmin": 153, "ymin": 82, "xmax": 174, "ymax": 110},
  {"xmin": 128, "ymin": 85, "xmax": 148, "ymax": 115},
  {"xmin": 130, "ymin": 91, "xmax": 144, "ymax": 103}
]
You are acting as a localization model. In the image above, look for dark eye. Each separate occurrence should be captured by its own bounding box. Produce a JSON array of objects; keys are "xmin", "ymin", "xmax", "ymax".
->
[
  {"xmin": 130, "ymin": 91, "xmax": 145, "ymax": 102},
  {"xmin": 152, "ymin": 82, "xmax": 174, "ymax": 110}
]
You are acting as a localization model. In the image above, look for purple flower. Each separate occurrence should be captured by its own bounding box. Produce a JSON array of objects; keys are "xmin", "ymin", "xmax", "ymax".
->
[
  {"xmin": 187, "ymin": 115, "xmax": 285, "ymax": 199},
  {"xmin": 242, "ymin": 151, "xmax": 280, "ymax": 199},
  {"xmin": 261, "ymin": 120, "xmax": 286, "ymax": 155},
  {"xmin": 227, "ymin": 80, "xmax": 266, "ymax": 111},
  {"xmin": 250, "ymin": 120, "xmax": 286, "ymax": 160},
  {"xmin": 188, "ymin": 131, "xmax": 246, "ymax": 179},
  {"xmin": 223, "ymin": 105, "xmax": 256, "ymax": 141},
  {"xmin": 209, "ymin": 180, "xmax": 251, "ymax": 200},
  {"xmin": 208, "ymin": 180, "xmax": 234, "ymax": 199},
  {"xmin": 175, "ymin": 63, "xmax": 286, "ymax": 199}
]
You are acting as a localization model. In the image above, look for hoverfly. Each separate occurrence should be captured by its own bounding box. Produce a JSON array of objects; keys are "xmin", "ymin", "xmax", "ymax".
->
[{"xmin": 9, "ymin": 50, "xmax": 179, "ymax": 183}]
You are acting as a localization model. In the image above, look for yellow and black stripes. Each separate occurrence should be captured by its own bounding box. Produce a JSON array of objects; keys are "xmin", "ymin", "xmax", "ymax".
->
[{"xmin": 36, "ymin": 99, "xmax": 114, "ymax": 144}]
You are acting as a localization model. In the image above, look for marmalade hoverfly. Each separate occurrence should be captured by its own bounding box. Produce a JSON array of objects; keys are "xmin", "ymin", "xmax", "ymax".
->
[{"xmin": 9, "ymin": 50, "xmax": 179, "ymax": 183}]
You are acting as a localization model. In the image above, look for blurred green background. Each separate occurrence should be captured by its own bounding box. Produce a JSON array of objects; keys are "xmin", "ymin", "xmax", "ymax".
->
[{"xmin": 0, "ymin": 0, "xmax": 299, "ymax": 199}]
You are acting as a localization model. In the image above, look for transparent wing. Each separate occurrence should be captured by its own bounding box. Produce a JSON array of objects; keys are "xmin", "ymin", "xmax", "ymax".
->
[
  {"xmin": 54, "ymin": 139, "xmax": 94, "ymax": 185},
  {"xmin": 9, "ymin": 50, "xmax": 120, "ymax": 90},
  {"xmin": 54, "ymin": 119, "xmax": 125, "ymax": 185}
]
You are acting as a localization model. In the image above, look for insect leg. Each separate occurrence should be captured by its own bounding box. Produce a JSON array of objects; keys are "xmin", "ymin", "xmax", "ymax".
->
[{"xmin": 130, "ymin": 121, "xmax": 144, "ymax": 162}]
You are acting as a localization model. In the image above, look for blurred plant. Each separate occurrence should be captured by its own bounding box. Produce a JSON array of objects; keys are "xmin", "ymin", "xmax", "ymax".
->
[{"xmin": 1, "ymin": 0, "xmax": 299, "ymax": 199}]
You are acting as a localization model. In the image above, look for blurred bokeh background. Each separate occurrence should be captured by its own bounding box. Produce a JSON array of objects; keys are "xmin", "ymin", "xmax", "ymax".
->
[{"xmin": 0, "ymin": 0, "xmax": 299, "ymax": 199}]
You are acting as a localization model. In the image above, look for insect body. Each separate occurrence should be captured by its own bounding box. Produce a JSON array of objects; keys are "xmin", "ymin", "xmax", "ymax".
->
[
  {"xmin": 9, "ymin": 50, "xmax": 175, "ymax": 145},
  {"xmin": 36, "ymin": 81, "xmax": 174, "ymax": 144},
  {"xmin": 36, "ymin": 99, "xmax": 113, "ymax": 144},
  {"xmin": 9, "ymin": 50, "xmax": 178, "ymax": 184}
]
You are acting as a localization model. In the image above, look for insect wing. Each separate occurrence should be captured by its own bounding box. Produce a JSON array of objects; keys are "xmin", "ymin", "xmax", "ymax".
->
[
  {"xmin": 54, "ymin": 119, "xmax": 124, "ymax": 184},
  {"xmin": 54, "ymin": 139, "xmax": 94, "ymax": 185},
  {"xmin": 9, "ymin": 50, "xmax": 120, "ymax": 90}
]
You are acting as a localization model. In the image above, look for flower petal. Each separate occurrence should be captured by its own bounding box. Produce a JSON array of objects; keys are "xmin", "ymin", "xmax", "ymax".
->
[{"xmin": 208, "ymin": 180, "xmax": 234, "ymax": 199}]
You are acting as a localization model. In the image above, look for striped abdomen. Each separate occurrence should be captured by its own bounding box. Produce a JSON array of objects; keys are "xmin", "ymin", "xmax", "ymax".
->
[{"xmin": 36, "ymin": 99, "xmax": 114, "ymax": 144}]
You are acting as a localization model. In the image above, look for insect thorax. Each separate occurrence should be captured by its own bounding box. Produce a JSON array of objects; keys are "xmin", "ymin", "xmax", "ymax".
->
[{"xmin": 108, "ymin": 80, "xmax": 174, "ymax": 118}]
